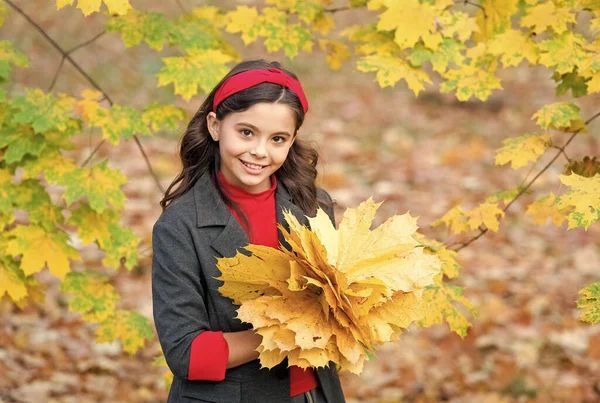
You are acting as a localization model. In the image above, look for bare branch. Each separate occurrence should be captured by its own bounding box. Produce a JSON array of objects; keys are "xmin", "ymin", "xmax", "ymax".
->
[
  {"xmin": 66, "ymin": 30, "xmax": 106, "ymax": 54},
  {"xmin": 325, "ymin": 6, "xmax": 351, "ymax": 13},
  {"xmin": 48, "ymin": 55, "xmax": 65, "ymax": 92}
]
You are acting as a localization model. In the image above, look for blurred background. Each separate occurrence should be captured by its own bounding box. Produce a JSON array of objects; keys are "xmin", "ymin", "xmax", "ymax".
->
[{"xmin": 1, "ymin": 0, "xmax": 600, "ymax": 402}]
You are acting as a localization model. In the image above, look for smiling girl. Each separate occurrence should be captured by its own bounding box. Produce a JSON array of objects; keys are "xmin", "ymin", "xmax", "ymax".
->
[{"xmin": 152, "ymin": 60, "xmax": 346, "ymax": 403}]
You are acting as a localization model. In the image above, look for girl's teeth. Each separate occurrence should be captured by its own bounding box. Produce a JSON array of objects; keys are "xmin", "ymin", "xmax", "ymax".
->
[{"xmin": 243, "ymin": 161, "xmax": 264, "ymax": 170}]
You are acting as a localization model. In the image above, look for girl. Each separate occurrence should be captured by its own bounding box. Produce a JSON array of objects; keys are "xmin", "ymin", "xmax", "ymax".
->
[{"xmin": 152, "ymin": 59, "xmax": 346, "ymax": 403}]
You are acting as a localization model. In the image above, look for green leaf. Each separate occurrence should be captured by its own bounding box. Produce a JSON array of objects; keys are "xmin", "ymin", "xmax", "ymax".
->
[
  {"xmin": 106, "ymin": 10, "xmax": 171, "ymax": 51},
  {"xmin": 11, "ymin": 89, "xmax": 76, "ymax": 134},
  {"xmin": 92, "ymin": 104, "xmax": 151, "ymax": 145},
  {"xmin": 100, "ymin": 222, "xmax": 140, "ymax": 270},
  {"xmin": 61, "ymin": 160, "xmax": 127, "ymax": 212},
  {"xmin": 578, "ymin": 281, "xmax": 600, "ymax": 324},
  {"xmin": 0, "ymin": 41, "xmax": 29, "ymax": 82},
  {"xmin": 553, "ymin": 71, "xmax": 589, "ymax": 97},
  {"xmin": 60, "ymin": 270, "xmax": 120, "ymax": 322},
  {"xmin": 96, "ymin": 310, "xmax": 153, "ymax": 354},
  {"xmin": 157, "ymin": 50, "xmax": 233, "ymax": 100},
  {"xmin": 0, "ymin": 124, "xmax": 47, "ymax": 164}
]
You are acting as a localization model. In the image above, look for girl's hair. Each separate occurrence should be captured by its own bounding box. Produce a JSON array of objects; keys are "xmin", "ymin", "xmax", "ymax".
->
[{"xmin": 159, "ymin": 59, "xmax": 320, "ymax": 218}]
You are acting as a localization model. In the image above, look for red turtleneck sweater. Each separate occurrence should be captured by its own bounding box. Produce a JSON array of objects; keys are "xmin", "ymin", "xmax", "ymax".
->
[{"xmin": 187, "ymin": 171, "xmax": 318, "ymax": 397}]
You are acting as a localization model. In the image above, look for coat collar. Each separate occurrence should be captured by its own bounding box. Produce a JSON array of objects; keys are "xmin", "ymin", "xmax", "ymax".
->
[{"xmin": 192, "ymin": 170, "xmax": 307, "ymax": 257}]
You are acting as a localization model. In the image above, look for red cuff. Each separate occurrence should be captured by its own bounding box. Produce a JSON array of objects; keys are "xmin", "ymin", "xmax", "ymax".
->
[{"xmin": 188, "ymin": 331, "xmax": 229, "ymax": 381}]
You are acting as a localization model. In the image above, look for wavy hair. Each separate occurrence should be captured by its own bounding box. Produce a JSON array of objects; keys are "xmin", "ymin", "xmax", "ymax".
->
[{"xmin": 159, "ymin": 59, "xmax": 320, "ymax": 219}]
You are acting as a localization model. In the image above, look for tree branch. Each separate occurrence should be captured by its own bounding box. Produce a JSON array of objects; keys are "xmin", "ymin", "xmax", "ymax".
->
[
  {"xmin": 4, "ymin": 0, "xmax": 165, "ymax": 194},
  {"xmin": 449, "ymin": 110, "xmax": 600, "ymax": 252},
  {"xmin": 324, "ymin": 6, "xmax": 351, "ymax": 13}
]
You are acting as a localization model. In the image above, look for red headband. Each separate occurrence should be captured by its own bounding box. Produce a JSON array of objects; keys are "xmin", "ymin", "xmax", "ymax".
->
[{"xmin": 212, "ymin": 68, "xmax": 309, "ymax": 114}]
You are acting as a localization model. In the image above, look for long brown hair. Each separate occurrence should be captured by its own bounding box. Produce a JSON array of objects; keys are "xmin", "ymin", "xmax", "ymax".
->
[{"xmin": 159, "ymin": 59, "xmax": 320, "ymax": 217}]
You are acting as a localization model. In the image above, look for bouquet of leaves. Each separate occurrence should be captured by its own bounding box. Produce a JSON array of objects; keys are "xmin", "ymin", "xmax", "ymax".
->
[{"xmin": 216, "ymin": 198, "xmax": 441, "ymax": 374}]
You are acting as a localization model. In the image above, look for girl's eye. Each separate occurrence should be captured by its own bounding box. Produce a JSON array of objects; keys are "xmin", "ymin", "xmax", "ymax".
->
[
  {"xmin": 272, "ymin": 136, "xmax": 285, "ymax": 143},
  {"xmin": 240, "ymin": 129, "xmax": 253, "ymax": 137}
]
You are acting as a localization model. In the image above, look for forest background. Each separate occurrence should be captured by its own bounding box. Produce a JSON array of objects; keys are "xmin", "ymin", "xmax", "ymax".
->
[{"xmin": 1, "ymin": 0, "xmax": 600, "ymax": 402}]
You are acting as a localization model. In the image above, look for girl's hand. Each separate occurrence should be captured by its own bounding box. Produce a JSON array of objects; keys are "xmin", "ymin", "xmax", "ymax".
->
[{"xmin": 223, "ymin": 329, "xmax": 263, "ymax": 369}]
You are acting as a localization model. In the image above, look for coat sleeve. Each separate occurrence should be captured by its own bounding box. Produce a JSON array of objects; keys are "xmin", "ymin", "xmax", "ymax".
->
[{"xmin": 151, "ymin": 221, "xmax": 227, "ymax": 380}]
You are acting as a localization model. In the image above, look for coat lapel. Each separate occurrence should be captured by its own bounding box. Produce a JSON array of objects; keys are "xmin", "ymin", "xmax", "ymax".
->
[
  {"xmin": 193, "ymin": 171, "xmax": 249, "ymax": 258},
  {"xmin": 193, "ymin": 172, "xmax": 308, "ymax": 258}
]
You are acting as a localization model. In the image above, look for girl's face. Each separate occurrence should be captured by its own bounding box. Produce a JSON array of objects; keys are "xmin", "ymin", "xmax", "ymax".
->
[{"xmin": 207, "ymin": 102, "xmax": 297, "ymax": 193}]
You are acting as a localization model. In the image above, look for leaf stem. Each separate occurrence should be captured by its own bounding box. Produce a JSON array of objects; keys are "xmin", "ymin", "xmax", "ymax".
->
[{"xmin": 3, "ymin": 0, "xmax": 165, "ymax": 194}]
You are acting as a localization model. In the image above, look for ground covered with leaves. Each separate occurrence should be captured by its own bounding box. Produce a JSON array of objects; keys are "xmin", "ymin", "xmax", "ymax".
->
[{"xmin": 2, "ymin": 1, "xmax": 600, "ymax": 402}]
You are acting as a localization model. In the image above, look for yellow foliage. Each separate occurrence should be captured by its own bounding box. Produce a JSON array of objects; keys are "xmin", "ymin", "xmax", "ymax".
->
[
  {"xmin": 357, "ymin": 54, "xmax": 432, "ymax": 95},
  {"xmin": 525, "ymin": 192, "xmax": 569, "ymax": 226},
  {"xmin": 319, "ymin": 40, "xmax": 351, "ymax": 70},
  {"xmin": 494, "ymin": 133, "xmax": 552, "ymax": 169},
  {"xmin": 465, "ymin": 202, "xmax": 505, "ymax": 232},
  {"xmin": 56, "ymin": 0, "xmax": 132, "ymax": 16},
  {"xmin": 5, "ymin": 225, "xmax": 81, "ymax": 280},
  {"xmin": 520, "ymin": 1, "xmax": 575, "ymax": 34},
  {"xmin": 217, "ymin": 198, "xmax": 441, "ymax": 374},
  {"xmin": 431, "ymin": 204, "xmax": 471, "ymax": 235},
  {"xmin": 554, "ymin": 173, "xmax": 600, "ymax": 230}
]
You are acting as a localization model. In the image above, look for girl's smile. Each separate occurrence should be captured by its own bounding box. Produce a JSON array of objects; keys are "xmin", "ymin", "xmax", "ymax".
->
[{"xmin": 207, "ymin": 102, "xmax": 297, "ymax": 193}]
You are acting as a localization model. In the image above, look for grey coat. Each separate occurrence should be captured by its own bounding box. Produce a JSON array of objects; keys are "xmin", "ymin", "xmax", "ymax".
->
[{"xmin": 152, "ymin": 171, "xmax": 346, "ymax": 403}]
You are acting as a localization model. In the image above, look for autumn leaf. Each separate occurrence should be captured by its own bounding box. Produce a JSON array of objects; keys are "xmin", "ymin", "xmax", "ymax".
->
[
  {"xmin": 60, "ymin": 270, "xmax": 120, "ymax": 322},
  {"xmin": 431, "ymin": 204, "xmax": 470, "ymax": 235},
  {"xmin": 0, "ymin": 257, "xmax": 28, "ymax": 302},
  {"xmin": 532, "ymin": 102, "xmax": 583, "ymax": 131},
  {"xmin": 577, "ymin": 281, "xmax": 600, "ymax": 324},
  {"xmin": 465, "ymin": 202, "xmax": 505, "ymax": 232},
  {"xmin": 494, "ymin": 133, "xmax": 552, "ymax": 169},
  {"xmin": 96, "ymin": 310, "xmax": 153, "ymax": 354},
  {"xmin": 142, "ymin": 103, "xmax": 186, "ymax": 131},
  {"xmin": 525, "ymin": 192, "xmax": 569, "ymax": 227},
  {"xmin": 0, "ymin": 40, "xmax": 30, "ymax": 81},
  {"xmin": 520, "ymin": 1, "xmax": 575, "ymax": 34},
  {"xmin": 418, "ymin": 281, "xmax": 476, "ymax": 337},
  {"xmin": 217, "ymin": 198, "xmax": 442, "ymax": 374},
  {"xmin": 357, "ymin": 54, "xmax": 432, "ymax": 95},
  {"xmin": 157, "ymin": 50, "xmax": 233, "ymax": 100},
  {"xmin": 554, "ymin": 173, "xmax": 600, "ymax": 230},
  {"xmin": 56, "ymin": 0, "xmax": 132, "ymax": 17},
  {"xmin": 319, "ymin": 40, "xmax": 351, "ymax": 70},
  {"xmin": 5, "ymin": 225, "xmax": 81, "ymax": 280},
  {"xmin": 61, "ymin": 160, "xmax": 127, "ymax": 212},
  {"xmin": 105, "ymin": 9, "xmax": 171, "ymax": 51}
]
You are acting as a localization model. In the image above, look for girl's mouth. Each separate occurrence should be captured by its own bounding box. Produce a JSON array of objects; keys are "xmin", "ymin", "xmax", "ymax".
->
[{"xmin": 240, "ymin": 159, "xmax": 267, "ymax": 172}]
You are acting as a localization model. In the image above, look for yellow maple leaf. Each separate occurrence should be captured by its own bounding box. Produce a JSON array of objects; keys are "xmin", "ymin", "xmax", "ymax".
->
[
  {"xmin": 357, "ymin": 54, "xmax": 432, "ymax": 94},
  {"xmin": 520, "ymin": 1, "xmax": 575, "ymax": 35},
  {"xmin": 487, "ymin": 29, "xmax": 539, "ymax": 67},
  {"xmin": 525, "ymin": 192, "xmax": 569, "ymax": 226},
  {"xmin": 376, "ymin": 0, "xmax": 440, "ymax": 50},
  {"xmin": 474, "ymin": 0, "xmax": 518, "ymax": 42},
  {"xmin": 465, "ymin": 202, "xmax": 505, "ymax": 232},
  {"xmin": 554, "ymin": 173, "xmax": 600, "ymax": 230},
  {"xmin": 56, "ymin": 0, "xmax": 131, "ymax": 16},
  {"xmin": 225, "ymin": 5, "xmax": 259, "ymax": 44},
  {"xmin": 217, "ymin": 198, "xmax": 442, "ymax": 374},
  {"xmin": 0, "ymin": 259, "xmax": 28, "ymax": 302},
  {"xmin": 5, "ymin": 226, "xmax": 81, "ymax": 279},
  {"xmin": 494, "ymin": 133, "xmax": 552, "ymax": 169},
  {"xmin": 431, "ymin": 204, "xmax": 471, "ymax": 235}
]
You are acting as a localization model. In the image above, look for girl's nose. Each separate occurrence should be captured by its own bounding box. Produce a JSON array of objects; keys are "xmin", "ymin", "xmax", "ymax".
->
[{"xmin": 250, "ymin": 142, "xmax": 267, "ymax": 158}]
